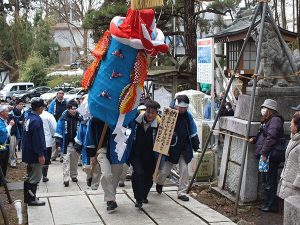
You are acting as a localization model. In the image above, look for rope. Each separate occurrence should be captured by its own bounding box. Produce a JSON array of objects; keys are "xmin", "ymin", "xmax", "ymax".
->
[
  {"xmin": 212, "ymin": 129, "xmax": 251, "ymax": 141},
  {"xmin": 229, "ymin": 70, "xmax": 300, "ymax": 80}
]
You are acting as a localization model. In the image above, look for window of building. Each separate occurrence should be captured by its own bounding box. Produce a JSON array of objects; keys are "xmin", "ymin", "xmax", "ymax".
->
[
  {"xmin": 243, "ymin": 41, "xmax": 257, "ymax": 70},
  {"xmin": 228, "ymin": 42, "xmax": 239, "ymax": 70}
]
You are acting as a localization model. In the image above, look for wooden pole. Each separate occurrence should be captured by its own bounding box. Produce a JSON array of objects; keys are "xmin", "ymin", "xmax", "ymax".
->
[
  {"xmin": 91, "ymin": 123, "xmax": 108, "ymax": 174},
  {"xmin": 234, "ymin": 1, "xmax": 266, "ymax": 215},
  {"xmin": 153, "ymin": 153, "xmax": 162, "ymax": 182}
]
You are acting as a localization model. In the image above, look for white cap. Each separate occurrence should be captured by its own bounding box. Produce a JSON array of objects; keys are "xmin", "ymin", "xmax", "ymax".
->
[
  {"xmin": 137, "ymin": 105, "xmax": 146, "ymax": 110},
  {"xmin": 175, "ymin": 99, "xmax": 189, "ymax": 108}
]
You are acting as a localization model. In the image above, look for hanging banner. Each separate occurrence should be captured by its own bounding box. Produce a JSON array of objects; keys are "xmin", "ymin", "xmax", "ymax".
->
[
  {"xmin": 153, "ymin": 107, "xmax": 178, "ymax": 155},
  {"xmin": 197, "ymin": 38, "xmax": 214, "ymax": 84}
]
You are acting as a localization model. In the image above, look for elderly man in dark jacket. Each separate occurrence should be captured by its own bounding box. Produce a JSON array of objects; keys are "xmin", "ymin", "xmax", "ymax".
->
[
  {"xmin": 249, "ymin": 99, "xmax": 284, "ymax": 212},
  {"xmin": 156, "ymin": 95, "xmax": 200, "ymax": 201},
  {"xmin": 22, "ymin": 98, "xmax": 46, "ymax": 206},
  {"xmin": 129, "ymin": 100, "xmax": 161, "ymax": 209}
]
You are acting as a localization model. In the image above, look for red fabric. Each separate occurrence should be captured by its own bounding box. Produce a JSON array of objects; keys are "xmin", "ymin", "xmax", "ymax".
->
[{"xmin": 118, "ymin": 8, "xmax": 154, "ymax": 39}]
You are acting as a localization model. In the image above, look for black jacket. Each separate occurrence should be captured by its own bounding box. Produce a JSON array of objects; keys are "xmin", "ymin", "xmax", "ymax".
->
[{"xmin": 129, "ymin": 113, "xmax": 159, "ymax": 175}]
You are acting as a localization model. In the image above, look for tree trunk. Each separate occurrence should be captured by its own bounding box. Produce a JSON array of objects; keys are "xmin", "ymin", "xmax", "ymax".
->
[
  {"xmin": 183, "ymin": 0, "xmax": 196, "ymax": 59},
  {"xmin": 280, "ymin": 0, "xmax": 286, "ymax": 28},
  {"xmin": 14, "ymin": 0, "xmax": 22, "ymax": 61},
  {"xmin": 293, "ymin": 0, "xmax": 295, "ymax": 32},
  {"xmin": 83, "ymin": 29, "xmax": 88, "ymax": 57},
  {"xmin": 273, "ymin": 0, "xmax": 279, "ymax": 25},
  {"xmin": 297, "ymin": 0, "xmax": 300, "ymax": 49}
]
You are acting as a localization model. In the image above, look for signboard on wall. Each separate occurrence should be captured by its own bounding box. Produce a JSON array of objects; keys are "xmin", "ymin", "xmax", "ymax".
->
[{"xmin": 197, "ymin": 38, "xmax": 214, "ymax": 84}]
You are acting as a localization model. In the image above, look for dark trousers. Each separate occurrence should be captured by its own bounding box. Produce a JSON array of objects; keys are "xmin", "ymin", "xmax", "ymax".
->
[
  {"xmin": 261, "ymin": 162, "xmax": 279, "ymax": 209},
  {"xmin": 131, "ymin": 156, "xmax": 155, "ymax": 201},
  {"xmin": 45, "ymin": 147, "xmax": 52, "ymax": 165},
  {"xmin": 0, "ymin": 150, "xmax": 9, "ymax": 182}
]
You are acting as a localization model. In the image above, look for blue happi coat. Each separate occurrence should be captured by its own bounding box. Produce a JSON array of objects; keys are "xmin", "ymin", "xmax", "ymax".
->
[
  {"xmin": 22, "ymin": 111, "xmax": 46, "ymax": 164},
  {"xmin": 54, "ymin": 110, "xmax": 82, "ymax": 154}
]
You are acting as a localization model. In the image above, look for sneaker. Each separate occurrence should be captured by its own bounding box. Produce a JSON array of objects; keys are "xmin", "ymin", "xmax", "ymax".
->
[
  {"xmin": 259, "ymin": 206, "xmax": 278, "ymax": 213},
  {"xmin": 42, "ymin": 177, "xmax": 49, "ymax": 182},
  {"xmin": 64, "ymin": 181, "xmax": 69, "ymax": 187},
  {"xmin": 78, "ymin": 162, "xmax": 82, "ymax": 167},
  {"xmin": 156, "ymin": 184, "xmax": 163, "ymax": 194},
  {"xmin": 60, "ymin": 158, "xmax": 63, "ymax": 163},
  {"xmin": 118, "ymin": 182, "xmax": 125, "ymax": 187},
  {"xmin": 71, "ymin": 177, "xmax": 78, "ymax": 182},
  {"xmin": 135, "ymin": 200, "xmax": 143, "ymax": 209},
  {"xmin": 107, "ymin": 201, "xmax": 118, "ymax": 211},
  {"xmin": 178, "ymin": 195, "xmax": 189, "ymax": 201}
]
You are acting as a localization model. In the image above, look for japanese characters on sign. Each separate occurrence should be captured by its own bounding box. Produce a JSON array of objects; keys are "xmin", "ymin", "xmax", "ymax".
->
[
  {"xmin": 197, "ymin": 38, "xmax": 214, "ymax": 84},
  {"xmin": 153, "ymin": 107, "xmax": 179, "ymax": 155}
]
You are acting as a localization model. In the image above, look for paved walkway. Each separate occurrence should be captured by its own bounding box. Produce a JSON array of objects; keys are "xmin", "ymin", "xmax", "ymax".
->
[{"xmin": 27, "ymin": 161, "xmax": 236, "ymax": 225}]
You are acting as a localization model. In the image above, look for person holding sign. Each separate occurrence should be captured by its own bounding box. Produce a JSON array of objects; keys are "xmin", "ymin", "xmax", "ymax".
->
[
  {"xmin": 156, "ymin": 95, "xmax": 200, "ymax": 201},
  {"xmin": 128, "ymin": 100, "xmax": 161, "ymax": 209}
]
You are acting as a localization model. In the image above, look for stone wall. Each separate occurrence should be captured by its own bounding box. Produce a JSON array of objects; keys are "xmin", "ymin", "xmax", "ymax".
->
[{"xmin": 284, "ymin": 196, "xmax": 300, "ymax": 225}]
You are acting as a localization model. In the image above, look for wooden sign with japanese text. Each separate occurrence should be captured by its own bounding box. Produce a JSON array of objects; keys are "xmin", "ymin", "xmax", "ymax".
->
[{"xmin": 153, "ymin": 107, "xmax": 179, "ymax": 155}]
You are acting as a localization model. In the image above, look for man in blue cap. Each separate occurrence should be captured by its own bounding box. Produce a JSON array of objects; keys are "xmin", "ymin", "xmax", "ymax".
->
[{"xmin": 22, "ymin": 97, "xmax": 46, "ymax": 206}]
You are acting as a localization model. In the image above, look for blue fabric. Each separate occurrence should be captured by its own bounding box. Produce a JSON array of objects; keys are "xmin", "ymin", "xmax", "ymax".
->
[
  {"xmin": 22, "ymin": 112, "xmax": 46, "ymax": 163},
  {"xmin": 187, "ymin": 112, "xmax": 197, "ymax": 137},
  {"xmin": 203, "ymin": 101, "xmax": 219, "ymax": 120},
  {"xmin": 88, "ymin": 37, "xmax": 138, "ymax": 129},
  {"xmin": 48, "ymin": 99, "xmax": 55, "ymax": 115},
  {"xmin": 84, "ymin": 120, "xmax": 95, "ymax": 150},
  {"xmin": 259, "ymin": 155, "xmax": 270, "ymax": 172},
  {"xmin": 0, "ymin": 118, "xmax": 9, "ymax": 150},
  {"xmin": 54, "ymin": 114, "xmax": 66, "ymax": 152},
  {"xmin": 75, "ymin": 121, "xmax": 89, "ymax": 165}
]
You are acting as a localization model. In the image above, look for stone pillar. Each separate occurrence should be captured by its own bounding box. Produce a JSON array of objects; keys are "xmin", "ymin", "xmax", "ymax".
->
[
  {"xmin": 284, "ymin": 196, "xmax": 300, "ymax": 225},
  {"xmin": 214, "ymin": 87, "xmax": 300, "ymax": 203}
]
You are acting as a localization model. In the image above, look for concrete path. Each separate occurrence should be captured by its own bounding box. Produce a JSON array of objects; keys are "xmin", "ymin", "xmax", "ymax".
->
[{"xmin": 27, "ymin": 161, "xmax": 236, "ymax": 225}]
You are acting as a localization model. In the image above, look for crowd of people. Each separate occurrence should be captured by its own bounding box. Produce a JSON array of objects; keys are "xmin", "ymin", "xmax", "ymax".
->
[
  {"xmin": 0, "ymin": 88, "xmax": 299, "ymax": 214},
  {"xmin": 0, "ymin": 90, "xmax": 201, "ymax": 210}
]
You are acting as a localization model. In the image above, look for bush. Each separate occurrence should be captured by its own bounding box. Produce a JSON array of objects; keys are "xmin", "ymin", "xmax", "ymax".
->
[{"xmin": 19, "ymin": 52, "xmax": 47, "ymax": 86}]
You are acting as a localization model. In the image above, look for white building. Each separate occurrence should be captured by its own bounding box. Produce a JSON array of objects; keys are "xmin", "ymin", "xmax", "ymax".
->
[{"xmin": 53, "ymin": 22, "xmax": 95, "ymax": 65}]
